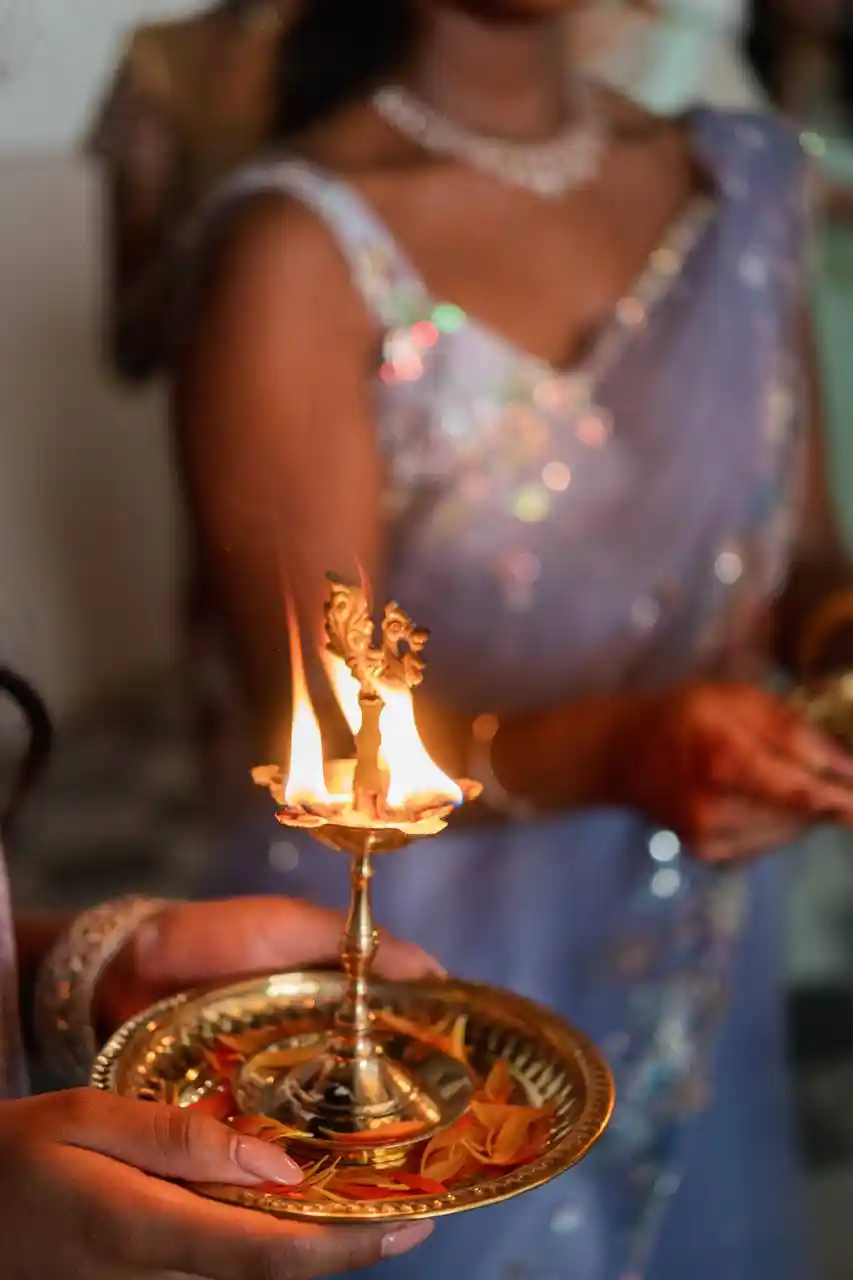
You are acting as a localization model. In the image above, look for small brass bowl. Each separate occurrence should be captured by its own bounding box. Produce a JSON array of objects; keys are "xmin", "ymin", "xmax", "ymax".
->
[{"xmin": 90, "ymin": 971, "xmax": 614, "ymax": 1224}]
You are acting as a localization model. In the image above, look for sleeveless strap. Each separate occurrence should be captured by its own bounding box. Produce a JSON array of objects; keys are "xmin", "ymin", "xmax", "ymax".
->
[{"xmin": 203, "ymin": 157, "xmax": 429, "ymax": 329}]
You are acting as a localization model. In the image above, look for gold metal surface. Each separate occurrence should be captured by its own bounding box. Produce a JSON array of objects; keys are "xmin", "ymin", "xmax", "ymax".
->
[
  {"xmin": 792, "ymin": 671, "xmax": 853, "ymax": 752},
  {"xmin": 235, "ymin": 827, "xmax": 473, "ymax": 1145},
  {"xmin": 91, "ymin": 971, "xmax": 615, "ymax": 1223}
]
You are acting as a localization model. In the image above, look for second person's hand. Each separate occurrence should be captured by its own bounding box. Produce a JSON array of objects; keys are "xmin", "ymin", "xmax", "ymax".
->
[{"xmin": 612, "ymin": 681, "xmax": 853, "ymax": 861}]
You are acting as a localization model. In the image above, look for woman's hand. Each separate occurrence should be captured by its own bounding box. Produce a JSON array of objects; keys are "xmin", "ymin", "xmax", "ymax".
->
[
  {"xmin": 613, "ymin": 682, "xmax": 853, "ymax": 861},
  {"xmin": 0, "ymin": 1088, "xmax": 432, "ymax": 1280},
  {"xmin": 98, "ymin": 896, "xmax": 443, "ymax": 1036}
]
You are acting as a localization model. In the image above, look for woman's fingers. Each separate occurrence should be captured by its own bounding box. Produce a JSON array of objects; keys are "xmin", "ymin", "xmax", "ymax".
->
[
  {"xmin": 45, "ymin": 1145, "xmax": 432, "ymax": 1280},
  {"xmin": 690, "ymin": 796, "xmax": 809, "ymax": 862},
  {"xmin": 118, "ymin": 1156, "xmax": 433, "ymax": 1279},
  {"xmin": 698, "ymin": 821, "xmax": 805, "ymax": 862},
  {"xmin": 631, "ymin": 683, "xmax": 853, "ymax": 852},
  {"xmin": 757, "ymin": 701, "xmax": 853, "ymax": 780},
  {"xmin": 133, "ymin": 897, "xmax": 445, "ymax": 990},
  {"xmin": 25, "ymin": 1089, "xmax": 302, "ymax": 1187},
  {"xmin": 730, "ymin": 739, "xmax": 853, "ymax": 819}
]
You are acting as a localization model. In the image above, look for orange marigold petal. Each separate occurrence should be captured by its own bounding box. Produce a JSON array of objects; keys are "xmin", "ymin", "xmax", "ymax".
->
[
  {"xmin": 185, "ymin": 1086, "xmax": 236, "ymax": 1121},
  {"xmin": 483, "ymin": 1060, "xmax": 513, "ymax": 1104},
  {"xmin": 320, "ymin": 1119, "xmax": 427, "ymax": 1145}
]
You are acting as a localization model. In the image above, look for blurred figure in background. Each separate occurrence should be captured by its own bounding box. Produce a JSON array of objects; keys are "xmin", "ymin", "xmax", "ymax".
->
[
  {"xmin": 748, "ymin": 0, "xmax": 853, "ymax": 545},
  {"xmin": 90, "ymin": 0, "xmax": 293, "ymax": 383},
  {"xmin": 573, "ymin": 0, "xmax": 765, "ymax": 113},
  {"xmin": 172, "ymin": 1, "xmax": 853, "ymax": 1276},
  {"xmin": 89, "ymin": 1, "xmax": 298, "ymax": 826}
]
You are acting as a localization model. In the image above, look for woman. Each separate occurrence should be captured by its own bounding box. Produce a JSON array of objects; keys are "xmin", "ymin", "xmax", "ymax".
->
[
  {"xmin": 0, "ymin": 671, "xmax": 434, "ymax": 1277},
  {"xmin": 90, "ymin": 0, "xmax": 295, "ymax": 382},
  {"xmin": 175, "ymin": 0, "xmax": 853, "ymax": 1276}
]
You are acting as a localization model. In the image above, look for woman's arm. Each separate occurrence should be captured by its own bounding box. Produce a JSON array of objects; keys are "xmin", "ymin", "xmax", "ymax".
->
[{"xmin": 173, "ymin": 195, "xmax": 384, "ymax": 757}]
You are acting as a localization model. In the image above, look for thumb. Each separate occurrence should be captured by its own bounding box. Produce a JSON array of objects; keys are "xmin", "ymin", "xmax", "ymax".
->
[{"xmin": 35, "ymin": 1090, "xmax": 302, "ymax": 1187}]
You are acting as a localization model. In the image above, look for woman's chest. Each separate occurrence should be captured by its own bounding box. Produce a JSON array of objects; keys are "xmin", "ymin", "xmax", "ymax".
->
[{"xmin": 365, "ymin": 150, "xmax": 699, "ymax": 377}]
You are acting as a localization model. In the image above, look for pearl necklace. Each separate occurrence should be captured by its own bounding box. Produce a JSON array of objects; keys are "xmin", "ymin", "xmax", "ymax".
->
[{"xmin": 372, "ymin": 83, "xmax": 607, "ymax": 199}]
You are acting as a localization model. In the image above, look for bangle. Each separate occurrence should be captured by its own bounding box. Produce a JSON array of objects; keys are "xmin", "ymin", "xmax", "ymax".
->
[
  {"xmin": 798, "ymin": 589, "xmax": 853, "ymax": 677},
  {"xmin": 34, "ymin": 896, "xmax": 169, "ymax": 1086},
  {"xmin": 469, "ymin": 714, "xmax": 533, "ymax": 820}
]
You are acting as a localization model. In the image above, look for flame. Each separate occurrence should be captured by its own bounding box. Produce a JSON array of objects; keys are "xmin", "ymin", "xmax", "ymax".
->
[
  {"xmin": 284, "ymin": 600, "xmax": 330, "ymax": 806},
  {"xmin": 378, "ymin": 683, "xmax": 462, "ymax": 809},
  {"xmin": 324, "ymin": 651, "xmax": 460, "ymax": 810},
  {"xmin": 286, "ymin": 609, "xmax": 460, "ymax": 817},
  {"xmin": 324, "ymin": 652, "xmax": 363, "ymax": 737}
]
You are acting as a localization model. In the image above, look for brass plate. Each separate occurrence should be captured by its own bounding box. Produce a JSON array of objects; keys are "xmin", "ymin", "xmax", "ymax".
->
[{"xmin": 90, "ymin": 972, "xmax": 614, "ymax": 1223}]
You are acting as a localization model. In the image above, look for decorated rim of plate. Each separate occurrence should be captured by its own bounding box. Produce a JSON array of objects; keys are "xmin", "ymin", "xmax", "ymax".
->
[{"xmin": 90, "ymin": 972, "xmax": 614, "ymax": 1222}]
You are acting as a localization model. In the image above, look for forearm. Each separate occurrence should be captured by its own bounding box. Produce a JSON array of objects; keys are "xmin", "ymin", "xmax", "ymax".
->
[{"xmin": 491, "ymin": 692, "xmax": 652, "ymax": 810}]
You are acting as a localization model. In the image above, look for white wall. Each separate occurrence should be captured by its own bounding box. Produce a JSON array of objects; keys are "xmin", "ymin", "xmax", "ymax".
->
[
  {"xmin": 0, "ymin": 5, "xmax": 200, "ymax": 723},
  {"xmin": 0, "ymin": 152, "xmax": 183, "ymax": 721},
  {"xmin": 0, "ymin": 1, "xmax": 206, "ymax": 151}
]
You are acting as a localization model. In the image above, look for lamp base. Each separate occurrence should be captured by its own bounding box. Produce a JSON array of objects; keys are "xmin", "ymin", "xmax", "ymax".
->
[{"xmin": 236, "ymin": 1030, "xmax": 473, "ymax": 1161}]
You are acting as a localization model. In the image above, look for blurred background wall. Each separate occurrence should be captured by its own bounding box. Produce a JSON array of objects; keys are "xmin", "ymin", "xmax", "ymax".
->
[
  {"xmin": 0, "ymin": 2, "xmax": 207, "ymax": 726},
  {"xmin": 0, "ymin": 153, "xmax": 181, "ymax": 719}
]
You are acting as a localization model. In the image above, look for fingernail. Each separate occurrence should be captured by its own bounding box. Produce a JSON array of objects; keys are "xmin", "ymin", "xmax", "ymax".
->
[
  {"xmin": 381, "ymin": 1222, "xmax": 434, "ymax": 1257},
  {"xmin": 234, "ymin": 1136, "xmax": 303, "ymax": 1186}
]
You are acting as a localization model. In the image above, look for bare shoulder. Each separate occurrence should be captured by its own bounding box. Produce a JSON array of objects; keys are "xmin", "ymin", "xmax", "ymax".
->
[{"xmin": 192, "ymin": 189, "xmax": 373, "ymax": 348}]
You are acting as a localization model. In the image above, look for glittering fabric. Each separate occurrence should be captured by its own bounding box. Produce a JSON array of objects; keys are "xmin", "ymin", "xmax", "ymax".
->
[{"xmin": 205, "ymin": 111, "xmax": 812, "ymax": 1279}]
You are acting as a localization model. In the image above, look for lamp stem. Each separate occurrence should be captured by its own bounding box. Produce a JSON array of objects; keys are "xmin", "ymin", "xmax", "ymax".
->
[{"xmin": 333, "ymin": 842, "xmax": 378, "ymax": 1060}]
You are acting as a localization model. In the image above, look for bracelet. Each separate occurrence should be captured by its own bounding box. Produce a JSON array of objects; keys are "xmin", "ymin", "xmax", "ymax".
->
[
  {"xmin": 469, "ymin": 714, "xmax": 533, "ymax": 820},
  {"xmin": 34, "ymin": 896, "xmax": 169, "ymax": 1086},
  {"xmin": 798, "ymin": 588, "xmax": 853, "ymax": 678}
]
